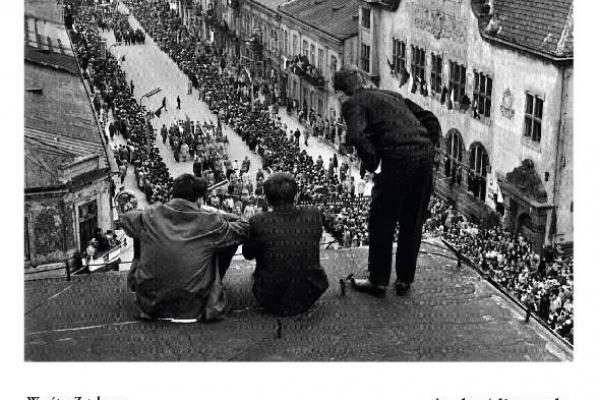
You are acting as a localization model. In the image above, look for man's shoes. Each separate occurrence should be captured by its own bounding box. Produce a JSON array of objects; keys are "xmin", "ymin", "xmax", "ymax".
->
[
  {"xmin": 351, "ymin": 278, "xmax": 386, "ymax": 298},
  {"xmin": 394, "ymin": 281, "xmax": 411, "ymax": 296}
]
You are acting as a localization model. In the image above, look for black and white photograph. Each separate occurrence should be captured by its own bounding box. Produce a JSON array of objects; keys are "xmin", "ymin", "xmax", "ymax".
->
[{"xmin": 9, "ymin": 0, "xmax": 599, "ymax": 397}]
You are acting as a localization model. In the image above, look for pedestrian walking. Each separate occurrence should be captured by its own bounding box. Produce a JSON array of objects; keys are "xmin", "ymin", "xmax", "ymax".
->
[{"xmin": 176, "ymin": 95, "xmax": 181, "ymax": 110}]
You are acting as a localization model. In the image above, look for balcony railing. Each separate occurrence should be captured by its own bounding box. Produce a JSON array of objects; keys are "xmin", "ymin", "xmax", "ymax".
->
[
  {"xmin": 286, "ymin": 55, "xmax": 325, "ymax": 88},
  {"xmin": 245, "ymin": 35, "xmax": 263, "ymax": 53}
]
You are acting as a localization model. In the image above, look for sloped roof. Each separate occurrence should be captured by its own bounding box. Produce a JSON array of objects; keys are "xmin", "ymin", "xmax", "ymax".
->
[
  {"xmin": 489, "ymin": 0, "xmax": 574, "ymax": 57},
  {"xmin": 25, "ymin": 127, "xmax": 106, "ymax": 161},
  {"xmin": 24, "ymin": 62, "xmax": 108, "ymax": 189},
  {"xmin": 279, "ymin": 0, "xmax": 359, "ymax": 40},
  {"xmin": 252, "ymin": 0, "xmax": 290, "ymax": 10},
  {"xmin": 24, "ymin": 46, "xmax": 79, "ymax": 75}
]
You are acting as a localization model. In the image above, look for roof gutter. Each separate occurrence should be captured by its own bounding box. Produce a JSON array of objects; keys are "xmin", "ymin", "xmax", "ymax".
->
[{"xmin": 479, "ymin": 31, "xmax": 573, "ymax": 64}]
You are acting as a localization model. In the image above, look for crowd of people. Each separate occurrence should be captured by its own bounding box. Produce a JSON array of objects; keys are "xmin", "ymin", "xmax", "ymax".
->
[
  {"xmin": 66, "ymin": 0, "xmax": 573, "ymax": 343},
  {"xmin": 96, "ymin": 4, "xmax": 145, "ymax": 45},
  {"xmin": 425, "ymin": 197, "xmax": 574, "ymax": 343},
  {"xmin": 67, "ymin": 0, "xmax": 175, "ymax": 206}
]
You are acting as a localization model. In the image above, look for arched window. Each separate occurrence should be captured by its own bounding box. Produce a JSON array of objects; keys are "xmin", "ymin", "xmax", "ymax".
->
[
  {"xmin": 468, "ymin": 143, "xmax": 489, "ymax": 201},
  {"xmin": 444, "ymin": 130, "xmax": 464, "ymax": 186}
]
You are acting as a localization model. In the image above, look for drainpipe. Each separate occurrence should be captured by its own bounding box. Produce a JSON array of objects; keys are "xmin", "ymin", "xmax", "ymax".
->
[{"xmin": 546, "ymin": 65, "xmax": 570, "ymax": 246}]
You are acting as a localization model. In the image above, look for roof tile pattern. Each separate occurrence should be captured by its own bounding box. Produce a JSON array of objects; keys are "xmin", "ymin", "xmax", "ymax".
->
[
  {"xmin": 279, "ymin": 0, "xmax": 359, "ymax": 40},
  {"xmin": 24, "ymin": 46, "xmax": 80, "ymax": 75},
  {"xmin": 492, "ymin": 0, "xmax": 573, "ymax": 57},
  {"xmin": 252, "ymin": 0, "xmax": 290, "ymax": 9}
]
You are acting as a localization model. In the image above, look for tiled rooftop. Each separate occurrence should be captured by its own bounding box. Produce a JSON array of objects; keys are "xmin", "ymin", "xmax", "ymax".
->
[
  {"xmin": 24, "ymin": 61, "xmax": 108, "ymax": 189},
  {"xmin": 24, "ymin": 46, "xmax": 79, "ymax": 75},
  {"xmin": 251, "ymin": 0, "xmax": 290, "ymax": 10},
  {"xmin": 489, "ymin": 0, "xmax": 574, "ymax": 57},
  {"xmin": 279, "ymin": 0, "xmax": 359, "ymax": 40},
  {"xmin": 25, "ymin": 243, "xmax": 572, "ymax": 361}
]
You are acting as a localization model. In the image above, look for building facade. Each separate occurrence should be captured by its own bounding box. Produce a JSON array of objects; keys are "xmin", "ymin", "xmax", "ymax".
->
[
  {"xmin": 278, "ymin": 0, "xmax": 359, "ymax": 122},
  {"xmin": 24, "ymin": 0, "xmax": 114, "ymax": 268},
  {"xmin": 358, "ymin": 0, "xmax": 573, "ymax": 251}
]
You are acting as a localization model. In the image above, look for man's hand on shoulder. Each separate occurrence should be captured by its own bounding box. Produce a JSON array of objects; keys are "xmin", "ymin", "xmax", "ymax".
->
[{"xmin": 114, "ymin": 190, "xmax": 139, "ymax": 218}]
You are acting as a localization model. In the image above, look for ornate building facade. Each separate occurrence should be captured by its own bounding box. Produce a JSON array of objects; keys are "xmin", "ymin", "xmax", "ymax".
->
[
  {"xmin": 358, "ymin": 0, "xmax": 573, "ymax": 251},
  {"xmin": 278, "ymin": 0, "xmax": 359, "ymax": 122}
]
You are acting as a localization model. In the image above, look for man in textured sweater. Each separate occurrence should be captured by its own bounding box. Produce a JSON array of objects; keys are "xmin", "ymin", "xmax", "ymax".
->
[
  {"xmin": 334, "ymin": 67, "xmax": 441, "ymax": 297},
  {"xmin": 242, "ymin": 172, "xmax": 329, "ymax": 316}
]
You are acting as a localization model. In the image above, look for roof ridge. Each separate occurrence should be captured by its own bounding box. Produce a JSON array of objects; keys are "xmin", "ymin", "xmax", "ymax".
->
[
  {"xmin": 25, "ymin": 134, "xmax": 79, "ymax": 157},
  {"xmin": 556, "ymin": 2, "xmax": 574, "ymax": 55}
]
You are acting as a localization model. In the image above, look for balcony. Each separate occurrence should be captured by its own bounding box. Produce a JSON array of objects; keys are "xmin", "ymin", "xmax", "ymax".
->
[
  {"xmin": 286, "ymin": 55, "xmax": 325, "ymax": 88},
  {"xmin": 245, "ymin": 34, "xmax": 263, "ymax": 54}
]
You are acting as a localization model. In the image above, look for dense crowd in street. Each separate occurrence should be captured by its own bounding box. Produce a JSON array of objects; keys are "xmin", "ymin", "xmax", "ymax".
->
[{"xmin": 64, "ymin": 0, "xmax": 573, "ymax": 343}]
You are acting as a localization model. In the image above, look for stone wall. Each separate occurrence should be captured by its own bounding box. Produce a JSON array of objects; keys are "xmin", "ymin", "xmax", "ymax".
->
[
  {"xmin": 25, "ymin": 194, "xmax": 77, "ymax": 266},
  {"xmin": 25, "ymin": 178, "xmax": 113, "ymax": 267}
]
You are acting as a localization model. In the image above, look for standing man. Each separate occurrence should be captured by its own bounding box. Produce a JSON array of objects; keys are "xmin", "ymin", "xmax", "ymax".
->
[
  {"xmin": 334, "ymin": 67, "xmax": 440, "ymax": 297},
  {"xmin": 176, "ymin": 95, "xmax": 181, "ymax": 110}
]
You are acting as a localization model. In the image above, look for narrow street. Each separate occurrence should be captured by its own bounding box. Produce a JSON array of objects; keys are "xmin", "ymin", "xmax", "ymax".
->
[
  {"xmin": 102, "ymin": 5, "xmax": 372, "ymax": 195},
  {"xmin": 101, "ymin": 17, "xmax": 263, "ymax": 183},
  {"xmin": 97, "ymin": 6, "xmax": 367, "ymax": 262}
]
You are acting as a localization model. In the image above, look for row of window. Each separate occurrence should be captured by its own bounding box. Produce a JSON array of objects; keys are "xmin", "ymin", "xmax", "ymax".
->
[
  {"xmin": 284, "ymin": 32, "xmax": 338, "ymax": 75},
  {"xmin": 241, "ymin": 14, "xmax": 342, "ymax": 78},
  {"xmin": 392, "ymin": 40, "xmax": 544, "ymax": 142},
  {"xmin": 444, "ymin": 132, "xmax": 489, "ymax": 201}
]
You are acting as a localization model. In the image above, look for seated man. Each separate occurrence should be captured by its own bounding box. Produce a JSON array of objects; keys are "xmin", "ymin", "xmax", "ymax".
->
[
  {"xmin": 243, "ymin": 172, "xmax": 329, "ymax": 316},
  {"xmin": 119, "ymin": 174, "xmax": 249, "ymax": 323}
]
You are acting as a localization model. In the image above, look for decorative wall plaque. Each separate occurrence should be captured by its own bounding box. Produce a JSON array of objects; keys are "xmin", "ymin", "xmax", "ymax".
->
[
  {"xmin": 500, "ymin": 88, "xmax": 515, "ymax": 119},
  {"xmin": 412, "ymin": 4, "xmax": 467, "ymax": 43}
]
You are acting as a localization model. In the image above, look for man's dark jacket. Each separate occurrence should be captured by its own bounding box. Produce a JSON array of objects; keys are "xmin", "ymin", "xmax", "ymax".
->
[
  {"xmin": 242, "ymin": 205, "xmax": 328, "ymax": 316},
  {"xmin": 341, "ymin": 88, "xmax": 441, "ymax": 172}
]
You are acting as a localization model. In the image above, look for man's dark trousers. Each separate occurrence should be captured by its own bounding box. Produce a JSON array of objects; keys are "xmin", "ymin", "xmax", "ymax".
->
[
  {"xmin": 368, "ymin": 153, "xmax": 433, "ymax": 286},
  {"xmin": 216, "ymin": 244, "xmax": 238, "ymax": 279}
]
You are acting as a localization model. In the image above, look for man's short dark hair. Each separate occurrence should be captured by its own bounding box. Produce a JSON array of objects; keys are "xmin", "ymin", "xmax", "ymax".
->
[
  {"xmin": 263, "ymin": 172, "xmax": 298, "ymax": 206},
  {"xmin": 333, "ymin": 67, "xmax": 363, "ymax": 94},
  {"xmin": 171, "ymin": 173, "xmax": 208, "ymax": 202}
]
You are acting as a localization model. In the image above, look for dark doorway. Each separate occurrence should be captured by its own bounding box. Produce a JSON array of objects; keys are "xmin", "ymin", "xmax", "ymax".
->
[{"xmin": 78, "ymin": 200, "xmax": 98, "ymax": 251}]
